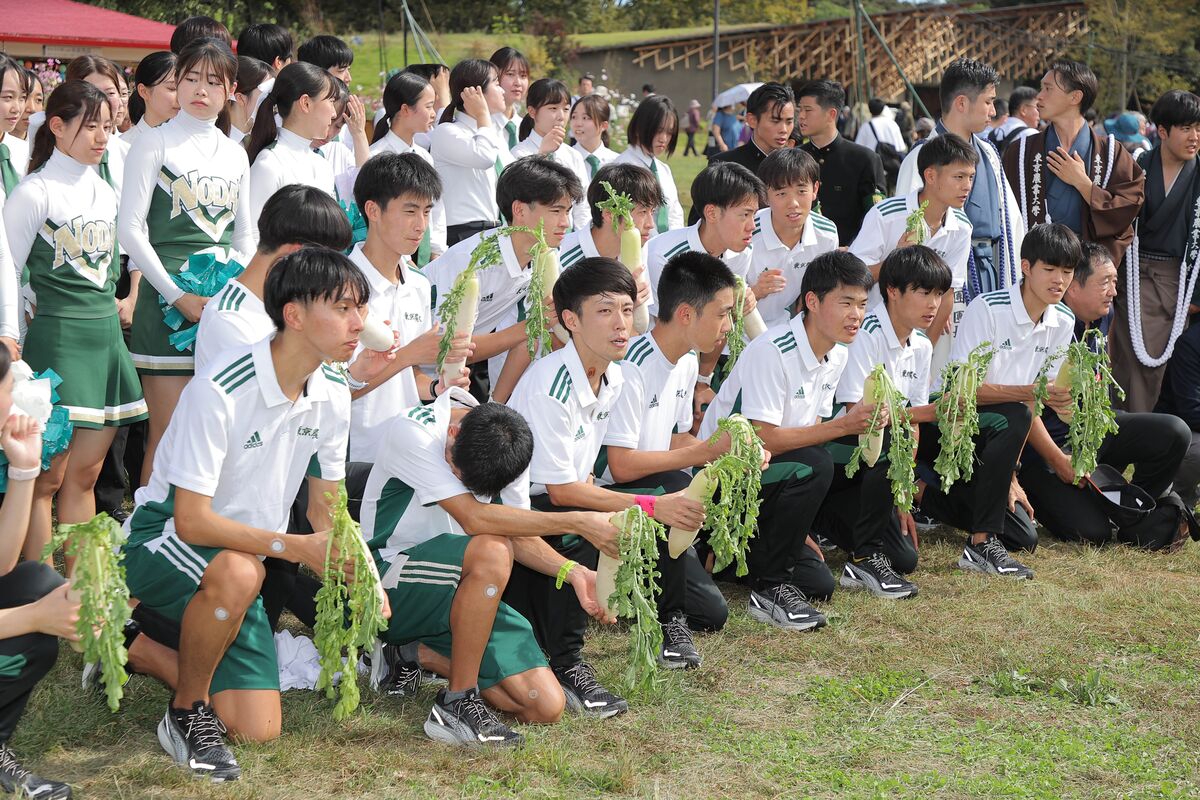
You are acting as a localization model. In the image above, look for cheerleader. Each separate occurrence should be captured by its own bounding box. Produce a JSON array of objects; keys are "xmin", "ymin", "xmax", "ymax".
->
[
  {"xmin": 614, "ymin": 94, "xmax": 684, "ymax": 233},
  {"xmin": 227, "ymin": 56, "xmax": 274, "ymax": 146},
  {"xmin": 5, "ymin": 81, "xmax": 149, "ymax": 560},
  {"xmin": 511, "ymin": 78, "xmax": 590, "ymax": 230},
  {"xmin": 123, "ymin": 51, "xmax": 178, "ymax": 147},
  {"xmin": 369, "ymin": 70, "xmax": 446, "ymax": 263},
  {"xmin": 13, "ymin": 69, "xmax": 41, "ymax": 142},
  {"xmin": 428, "ymin": 59, "xmax": 510, "ymax": 245},
  {"xmin": 65, "ymin": 56, "xmax": 129, "ymax": 189},
  {"xmin": 246, "ymin": 61, "xmax": 339, "ymax": 241},
  {"xmin": 489, "ymin": 47, "xmax": 529, "ymax": 151},
  {"xmin": 570, "ymin": 93, "xmax": 618, "ymax": 180},
  {"xmin": 119, "ymin": 39, "xmax": 251, "ymax": 484},
  {"xmin": 0, "ymin": 56, "xmax": 29, "ymax": 193}
]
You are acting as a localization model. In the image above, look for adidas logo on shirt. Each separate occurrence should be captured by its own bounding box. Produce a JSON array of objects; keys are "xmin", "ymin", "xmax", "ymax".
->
[
  {"xmin": 574, "ymin": 425, "xmax": 586, "ymax": 441},
  {"xmin": 480, "ymin": 293, "xmax": 494, "ymax": 303},
  {"xmin": 648, "ymin": 394, "xmax": 659, "ymax": 409},
  {"xmin": 793, "ymin": 387, "xmax": 806, "ymax": 399},
  {"xmin": 243, "ymin": 431, "xmax": 263, "ymax": 450},
  {"xmin": 999, "ymin": 339, "xmax": 1013, "ymax": 350}
]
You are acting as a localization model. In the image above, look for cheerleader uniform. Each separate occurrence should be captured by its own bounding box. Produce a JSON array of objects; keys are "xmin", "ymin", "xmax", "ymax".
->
[
  {"xmin": 119, "ymin": 111, "xmax": 253, "ymax": 376},
  {"xmin": 4, "ymin": 149, "xmax": 147, "ymax": 429},
  {"xmin": 248, "ymin": 127, "xmax": 335, "ymax": 246}
]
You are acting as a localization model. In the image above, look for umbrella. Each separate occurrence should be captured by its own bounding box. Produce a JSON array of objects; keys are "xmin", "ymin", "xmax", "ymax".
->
[{"xmin": 712, "ymin": 82, "xmax": 763, "ymax": 109}]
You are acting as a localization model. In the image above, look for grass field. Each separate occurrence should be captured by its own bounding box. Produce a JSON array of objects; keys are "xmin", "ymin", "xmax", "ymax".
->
[{"xmin": 14, "ymin": 531, "xmax": 1200, "ymax": 799}]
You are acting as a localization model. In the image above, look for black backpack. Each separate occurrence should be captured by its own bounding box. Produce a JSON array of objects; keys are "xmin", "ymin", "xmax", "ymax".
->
[{"xmin": 869, "ymin": 121, "xmax": 902, "ymax": 188}]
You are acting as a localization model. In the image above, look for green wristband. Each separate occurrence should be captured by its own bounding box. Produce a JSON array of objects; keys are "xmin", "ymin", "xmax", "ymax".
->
[{"xmin": 555, "ymin": 560, "xmax": 578, "ymax": 589}]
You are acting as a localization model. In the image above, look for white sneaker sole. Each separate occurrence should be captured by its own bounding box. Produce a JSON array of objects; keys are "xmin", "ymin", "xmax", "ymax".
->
[
  {"xmin": 747, "ymin": 602, "xmax": 823, "ymax": 631},
  {"xmin": 156, "ymin": 714, "xmax": 240, "ymax": 782},
  {"xmin": 956, "ymin": 556, "xmax": 1032, "ymax": 580},
  {"xmin": 839, "ymin": 574, "xmax": 915, "ymax": 600}
]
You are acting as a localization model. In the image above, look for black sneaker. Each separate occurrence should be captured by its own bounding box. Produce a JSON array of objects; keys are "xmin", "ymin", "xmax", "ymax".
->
[
  {"xmin": 156, "ymin": 701, "xmax": 240, "ymax": 782},
  {"xmin": 812, "ymin": 533, "xmax": 838, "ymax": 552},
  {"xmin": 747, "ymin": 584, "xmax": 827, "ymax": 631},
  {"xmin": 841, "ymin": 553, "xmax": 918, "ymax": 599},
  {"xmin": 958, "ymin": 536, "xmax": 1034, "ymax": 580},
  {"xmin": 368, "ymin": 641, "xmax": 423, "ymax": 697},
  {"xmin": 0, "ymin": 744, "xmax": 71, "ymax": 799},
  {"xmin": 552, "ymin": 662, "xmax": 628, "ymax": 718},
  {"xmin": 658, "ymin": 614, "xmax": 702, "ymax": 670},
  {"xmin": 424, "ymin": 688, "xmax": 523, "ymax": 747}
]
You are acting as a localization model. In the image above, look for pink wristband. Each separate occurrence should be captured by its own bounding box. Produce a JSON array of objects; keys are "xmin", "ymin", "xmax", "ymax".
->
[{"xmin": 634, "ymin": 494, "xmax": 657, "ymax": 518}]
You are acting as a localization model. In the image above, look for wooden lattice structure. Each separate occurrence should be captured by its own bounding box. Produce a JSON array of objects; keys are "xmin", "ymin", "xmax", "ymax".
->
[{"xmin": 627, "ymin": 1, "xmax": 1087, "ymax": 101}]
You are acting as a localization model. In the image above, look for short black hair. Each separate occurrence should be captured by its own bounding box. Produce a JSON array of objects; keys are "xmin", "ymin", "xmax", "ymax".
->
[
  {"xmin": 868, "ymin": 98, "xmax": 885, "ymax": 117},
  {"xmin": 170, "ymin": 16, "xmax": 231, "ymax": 54},
  {"xmin": 257, "ymin": 185, "xmax": 352, "ymax": 253},
  {"xmin": 451, "ymin": 403, "xmax": 535, "ymax": 497},
  {"xmin": 1008, "ymin": 86, "xmax": 1038, "ymax": 116},
  {"xmin": 917, "ymin": 132, "xmax": 979, "ymax": 174},
  {"xmin": 878, "ymin": 246, "xmax": 952, "ymax": 303},
  {"xmin": 758, "ymin": 147, "xmax": 820, "ymax": 190},
  {"xmin": 1047, "ymin": 59, "xmax": 1098, "ymax": 114},
  {"xmin": 587, "ymin": 163, "xmax": 664, "ymax": 229},
  {"xmin": 626, "ymin": 95, "xmax": 678, "ymax": 156},
  {"xmin": 691, "ymin": 162, "xmax": 766, "ymax": 216},
  {"xmin": 297, "ymin": 35, "xmax": 354, "ymax": 71},
  {"xmin": 1074, "ymin": 240, "xmax": 1114, "ymax": 286},
  {"xmin": 579, "ymin": 73, "xmax": 595, "ymax": 84},
  {"xmin": 490, "ymin": 47, "xmax": 529, "ymax": 78},
  {"xmin": 237, "ymin": 23, "xmax": 293, "ymax": 66},
  {"xmin": 992, "ymin": 97, "xmax": 1007, "ymax": 117},
  {"xmin": 798, "ymin": 250, "xmax": 873, "ymax": 307},
  {"xmin": 939, "ymin": 57, "xmax": 999, "ymax": 111},
  {"xmin": 496, "ymin": 155, "xmax": 583, "ymax": 225},
  {"xmin": 353, "ymin": 152, "xmax": 442, "ymax": 223},
  {"xmin": 642, "ymin": 83, "xmax": 654, "ymax": 93},
  {"xmin": 657, "ymin": 251, "xmax": 737, "ymax": 323},
  {"xmin": 264, "ymin": 247, "xmax": 370, "ymax": 331},
  {"xmin": 1021, "ymin": 222, "xmax": 1083, "ymax": 269},
  {"xmin": 746, "ymin": 82, "xmax": 794, "ymax": 118},
  {"xmin": 553, "ymin": 257, "xmax": 637, "ymax": 327},
  {"xmin": 1150, "ymin": 89, "xmax": 1200, "ymax": 132},
  {"xmin": 794, "ymin": 79, "xmax": 844, "ymax": 111}
]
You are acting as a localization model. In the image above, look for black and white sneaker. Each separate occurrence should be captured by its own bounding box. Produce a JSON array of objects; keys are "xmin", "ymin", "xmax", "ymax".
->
[
  {"xmin": 368, "ymin": 641, "xmax": 423, "ymax": 697},
  {"xmin": 747, "ymin": 584, "xmax": 827, "ymax": 631},
  {"xmin": 552, "ymin": 662, "xmax": 628, "ymax": 718},
  {"xmin": 841, "ymin": 553, "xmax": 918, "ymax": 599},
  {"xmin": 658, "ymin": 614, "xmax": 702, "ymax": 670},
  {"xmin": 812, "ymin": 533, "xmax": 838, "ymax": 552},
  {"xmin": 156, "ymin": 701, "xmax": 240, "ymax": 782},
  {"xmin": 958, "ymin": 537, "xmax": 1034, "ymax": 580},
  {"xmin": 424, "ymin": 688, "xmax": 523, "ymax": 747},
  {"xmin": 0, "ymin": 744, "xmax": 71, "ymax": 799}
]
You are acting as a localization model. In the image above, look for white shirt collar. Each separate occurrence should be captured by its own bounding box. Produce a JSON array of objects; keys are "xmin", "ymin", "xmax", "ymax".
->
[
  {"xmin": 871, "ymin": 301, "xmax": 907, "ymax": 350},
  {"xmin": 1009, "ymin": 281, "xmax": 1065, "ymax": 329},
  {"xmin": 562, "ymin": 338, "xmax": 624, "ymax": 414},
  {"xmin": 277, "ymin": 126, "xmax": 313, "ymax": 153},
  {"xmin": 251, "ymin": 336, "xmax": 327, "ymax": 409},
  {"xmin": 788, "ymin": 315, "xmax": 823, "ymax": 372},
  {"xmin": 383, "ymin": 130, "xmax": 414, "ymax": 153},
  {"xmin": 350, "ymin": 242, "xmax": 408, "ymax": 294},
  {"xmin": 757, "ymin": 208, "xmax": 818, "ymax": 253}
]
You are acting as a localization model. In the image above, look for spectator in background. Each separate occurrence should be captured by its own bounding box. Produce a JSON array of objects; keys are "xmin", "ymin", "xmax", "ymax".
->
[
  {"xmin": 896, "ymin": 100, "xmax": 914, "ymax": 146},
  {"xmin": 642, "ymin": 83, "xmax": 655, "ymax": 98},
  {"xmin": 683, "ymin": 99, "xmax": 701, "ymax": 156},
  {"xmin": 913, "ymin": 116, "xmax": 936, "ymax": 145},
  {"xmin": 711, "ymin": 104, "xmax": 742, "ymax": 154},
  {"xmin": 572, "ymin": 72, "xmax": 594, "ymax": 106},
  {"xmin": 989, "ymin": 86, "xmax": 1039, "ymax": 154},
  {"xmin": 984, "ymin": 96, "xmax": 1007, "ymax": 138},
  {"xmin": 855, "ymin": 98, "xmax": 907, "ymax": 155}
]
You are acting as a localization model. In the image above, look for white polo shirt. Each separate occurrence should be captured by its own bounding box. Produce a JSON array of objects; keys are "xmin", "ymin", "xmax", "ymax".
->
[
  {"xmin": 645, "ymin": 222, "xmax": 754, "ymax": 318},
  {"xmin": 836, "ymin": 301, "xmax": 933, "ymax": 408},
  {"xmin": 347, "ymin": 243, "xmax": 433, "ymax": 463},
  {"xmin": 598, "ymin": 332, "xmax": 698, "ymax": 485},
  {"xmin": 750, "ymin": 208, "xmax": 841, "ymax": 330},
  {"xmin": 425, "ymin": 228, "xmax": 530, "ymax": 383},
  {"xmin": 359, "ymin": 387, "xmax": 530, "ymax": 563},
  {"xmin": 948, "ymin": 282, "xmax": 1073, "ymax": 387},
  {"xmin": 194, "ymin": 279, "xmax": 273, "ymax": 374},
  {"xmin": 127, "ymin": 337, "xmax": 351, "ymax": 551},
  {"xmin": 509, "ymin": 131, "xmax": 591, "ymax": 231},
  {"xmin": 613, "ymin": 147, "xmax": 684, "ymax": 233},
  {"xmin": 367, "ymin": 131, "xmax": 448, "ymax": 258},
  {"xmin": 700, "ymin": 316, "xmax": 847, "ymax": 440},
  {"xmin": 429, "ymin": 113, "xmax": 512, "ymax": 226},
  {"xmin": 508, "ymin": 338, "xmax": 624, "ymax": 496},
  {"xmin": 850, "ymin": 191, "xmax": 973, "ymax": 305}
]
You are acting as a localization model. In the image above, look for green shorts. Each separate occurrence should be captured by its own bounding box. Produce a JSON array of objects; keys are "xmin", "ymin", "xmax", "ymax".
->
[
  {"xmin": 379, "ymin": 533, "xmax": 546, "ymax": 689},
  {"xmin": 123, "ymin": 532, "xmax": 277, "ymax": 694}
]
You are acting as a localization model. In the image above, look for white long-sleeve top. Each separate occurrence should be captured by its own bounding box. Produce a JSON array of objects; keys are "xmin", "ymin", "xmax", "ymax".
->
[
  {"xmin": 118, "ymin": 110, "xmax": 253, "ymax": 306},
  {"xmin": 613, "ymin": 146, "xmax": 684, "ymax": 233},
  {"xmin": 510, "ymin": 131, "xmax": 591, "ymax": 231},
  {"xmin": 429, "ymin": 112, "xmax": 513, "ymax": 226},
  {"xmin": 248, "ymin": 127, "xmax": 335, "ymax": 246},
  {"xmin": 0, "ymin": 200, "xmax": 19, "ymax": 339},
  {"xmin": 368, "ymin": 131, "xmax": 448, "ymax": 258}
]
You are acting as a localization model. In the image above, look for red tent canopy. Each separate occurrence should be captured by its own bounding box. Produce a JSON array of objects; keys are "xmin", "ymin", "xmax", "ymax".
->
[{"xmin": 0, "ymin": 0, "xmax": 174, "ymax": 50}]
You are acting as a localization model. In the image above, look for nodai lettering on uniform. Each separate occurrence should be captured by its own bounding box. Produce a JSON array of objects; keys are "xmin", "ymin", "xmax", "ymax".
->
[
  {"xmin": 296, "ymin": 426, "xmax": 320, "ymax": 439},
  {"xmin": 166, "ymin": 170, "xmax": 239, "ymax": 220},
  {"xmin": 48, "ymin": 217, "xmax": 114, "ymax": 280}
]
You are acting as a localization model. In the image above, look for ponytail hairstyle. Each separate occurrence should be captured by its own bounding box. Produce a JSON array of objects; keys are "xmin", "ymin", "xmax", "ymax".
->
[
  {"xmin": 127, "ymin": 51, "xmax": 176, "ymax": 125},
  {"xmin": 518, "ymin": 78, "xmax": 570, "ymax": 141},
  {"xmin": 247, "ymin": 61, "xmax": 339, "ymax": 164},
  {"xmin": 570, "ymin": 94, "xmax": 611, "ymax": 147},
  {"xmin": 175, "ymin": 38, "xmax": 238, "ymax": 135},
  {"xmin": 373, "ymin": 70, "xmax": 431, "ymax": 143},
  {"xmin": 439, "ymin": 59, "xmax": 498, "ymax": 125},
  {"xmin": 29, "ymin": 80, "xmax": 109, "ymax": 171},
  {"xmin": 235, "ymin": 55, "xmax": 274, "ymax": 100}
]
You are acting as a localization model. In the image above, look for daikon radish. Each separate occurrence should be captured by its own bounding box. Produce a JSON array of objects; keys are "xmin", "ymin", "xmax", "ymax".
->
[
  {"xmin": 437, "ymin": 234, "xmax": 505, "ymax": 385},
  {"xmin": 905, "ymin": 199, "xmax": 930, "ymax": 245},
  {"xmin": 598, "ymin": 181, "xmax": 651, "ymax": 333},
  {"xmin": 359, "ymin": 314, "xmax": 394, "ymax": 352},
  {"xmin": 667, "ymin": 469, "xmax": 717, "ymax": 558},
  {"xmin": 743, "ymin": 305, "xmax": 767, "ymax": 340},
  {"xmin": 600, "ymin": 506, "xmax": 666, "ymax": 692},
  {"xmin": 723, "ymin": 277, "xmax": 765, "ymax": 376},
  {"xmin": 860, "ymin": 372, "xmax": 884, "ymax": 467},
  {"xmin": 846, "ymin": 364, "xmax": 918, "ymax": 511},
  {"xmin": 1053, "ymin": 354, "xmax": 1074, "ymax": 422},
  {"xmin": 527, "ymin": 240, "xmax": 565, "ymax": 355}
]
